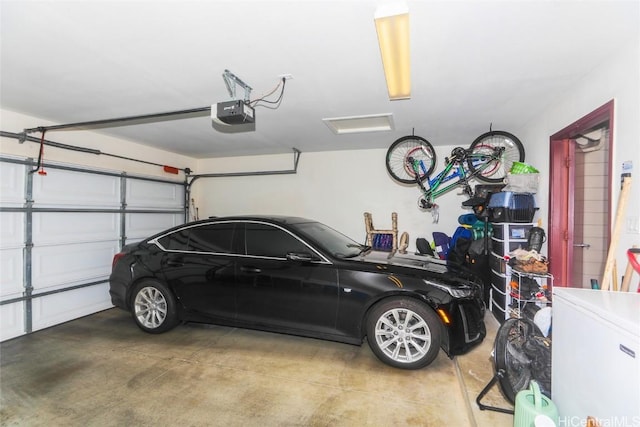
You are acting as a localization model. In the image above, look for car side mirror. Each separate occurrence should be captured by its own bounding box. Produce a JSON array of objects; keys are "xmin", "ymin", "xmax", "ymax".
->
[{"xmin": 286, "ymin": 252, "xmax": 314, "ymax": 262}]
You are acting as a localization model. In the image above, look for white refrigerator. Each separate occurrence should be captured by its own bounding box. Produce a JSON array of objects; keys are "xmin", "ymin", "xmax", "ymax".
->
[{"xmin": 552, "ymin": 287, "xmax": 640, "ymax": 425}]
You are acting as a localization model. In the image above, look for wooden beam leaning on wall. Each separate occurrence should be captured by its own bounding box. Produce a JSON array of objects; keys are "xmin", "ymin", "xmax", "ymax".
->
[{"xmin": 600, "ymin": 175, "xmax": 632, "ymax": 291}]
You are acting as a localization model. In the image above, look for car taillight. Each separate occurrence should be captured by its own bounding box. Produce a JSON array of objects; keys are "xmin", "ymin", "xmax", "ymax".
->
[{"xmin": 112, "ymin": 252, "xmax": 126, "ymax": 269}]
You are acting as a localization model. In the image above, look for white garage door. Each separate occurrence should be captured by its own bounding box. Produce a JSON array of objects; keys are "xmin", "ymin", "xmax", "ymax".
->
[{"xmin": 0, "ymin": 157, "xmax": 186, "ymax": 341}]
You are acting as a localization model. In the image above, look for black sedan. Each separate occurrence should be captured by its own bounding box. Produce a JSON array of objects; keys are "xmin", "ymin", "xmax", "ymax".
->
[{"xmin": 109, "ymin": 216, "xmax": 486, "ymax": 369}]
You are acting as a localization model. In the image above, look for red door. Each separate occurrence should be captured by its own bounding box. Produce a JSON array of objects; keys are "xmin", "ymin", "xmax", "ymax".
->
[
  {"xmin": 548, "ymin": 139, "xmax": 575, "ymax": 287},
  {"xmin": 548, "ymin": 100, "xmax": 613, "ymax": 288}
]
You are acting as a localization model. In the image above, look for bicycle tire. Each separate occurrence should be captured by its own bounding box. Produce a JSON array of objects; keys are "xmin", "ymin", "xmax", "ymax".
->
[
  {"xmin": 467, "ymin": 131, "xmax": 525, "ymax": 183},
  {"xmin": 385, "ymin": 135, "xmax": 436, "ymax": 184},
  {"xmin": 493, "ymin": 318, "xmax": 540, "ymax": 403}
]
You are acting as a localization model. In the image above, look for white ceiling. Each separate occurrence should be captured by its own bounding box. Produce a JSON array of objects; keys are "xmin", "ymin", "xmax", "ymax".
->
[{"xmin": 1, "ymin": 0, "xmax": 638, "ymax": 159}]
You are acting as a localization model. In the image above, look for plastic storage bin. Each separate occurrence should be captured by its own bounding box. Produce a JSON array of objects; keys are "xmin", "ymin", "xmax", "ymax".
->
[
  {"xmin": 489, "ymin": 281, "xmax": 508, "ymax": 322},
  {"xmin": 504, "ymin": 172, "xmax": 540, "ymax": 193},
  {"xmin": 488, "ymin": 192, "xmax": 537, "ymax": 223},
  {"xmin": 491, "ymin": 282, "xmax": 507, "ymax": 309},
  {"xmin": 492, "ymin": 223, "xmax": 534, "ymax": 240},
  {"xmin": 491, "ymin": 237, "xmax": 526, "ymax": 254},
  {"xmin": 490, "ymin": 251, "xmax": 508, "ymax": 274}
]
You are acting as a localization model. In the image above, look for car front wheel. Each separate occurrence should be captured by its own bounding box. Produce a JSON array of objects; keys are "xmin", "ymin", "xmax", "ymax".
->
[
  {"xmin": 366, "ymin": 297, "xmax": 441, "ymax": 369},
  {"xmin": 130, "ymin": 280, "xmax": 179, "ymax": 334}
]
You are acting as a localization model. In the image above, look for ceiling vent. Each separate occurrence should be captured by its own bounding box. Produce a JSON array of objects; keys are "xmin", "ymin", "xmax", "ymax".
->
[{"xmin": 322, "ymin": 113, "xmax": 394, "ymax": 135}]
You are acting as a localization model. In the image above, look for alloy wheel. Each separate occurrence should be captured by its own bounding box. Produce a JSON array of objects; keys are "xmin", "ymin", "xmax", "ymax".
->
[
  {"xmin": 134, "ymin": 286, "xmax": 168, "ymax": 329},
  {"xmin": 374, "ymin": 307, "xmax": 432, "ymax": 364}
]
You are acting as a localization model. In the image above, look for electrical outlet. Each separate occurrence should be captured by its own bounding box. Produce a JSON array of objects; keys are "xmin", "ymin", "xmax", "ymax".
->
[
  {"xmin": 627, "ymin": 216, "xmax": 640, "ymax": 234},
  {"xmin": 278, "ymin": 73, "xmax": 294, "ymax": 80}
]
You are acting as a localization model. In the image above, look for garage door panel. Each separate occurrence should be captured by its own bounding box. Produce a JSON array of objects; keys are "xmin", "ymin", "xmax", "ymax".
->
[
  {"xmin": 127, "ymin": 179, "xmax": 184, "ymax": 209},
  {"xmin": 31, "ymin": 284, "xmax": 112, "ymax": 332},
  {"xmin": 0, "ymin": 212, "xmax": 24, "ymax": 299},
  {"xmin": 32, "ymin": 169, "xmax": 120, "ymax": 207},
  {"xmin": 31, "ymin": 241, "xmax": 117, "ymax": 290},
  {"xmin": 1, "ymin": 212, "xmax": 24, "ymax": 248},
  {"xmin": 1, "ymin": 157, "xmax": 186, "ymax": 341},
  {"xmin": 0, "ymin": 302, "xmax": 25, "ymax": 341},
  {"xmin": 0, "ymin": 162, "xmax": 25, "ymax": 206},
  {"xmin": 126, "ymin": 213, "xmax": 183, "ymax": 240},
  {"xmin": 0, "ymin": 249, "xmax": 24, "ymax": 298},
  {"xmin": 33, "ymin": 212, "xmax": 119, "ymax": 245}
]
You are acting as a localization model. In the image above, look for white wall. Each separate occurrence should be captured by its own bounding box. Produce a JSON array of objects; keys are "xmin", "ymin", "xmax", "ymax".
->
[
  {"xmin": 193, "ymin": 39, "xmax": 640, "ymax": 267},
  {"xmin": 0, "ymin": 109, "xmax": 197, "ymax": 177},
  {"xmin": 4, "ymin": 34, "xmax": 637, "ymax": 273},
  {"xmin": 519, "ymin": 39, "xmax": 640, "ymax": 284},
  {"xmin": 193, "ymin": 146, "xmax": 498, "ymax": 251},
  {"xmin": 1, "ymin": 108, "xmax": 483, "ymax": 249}
]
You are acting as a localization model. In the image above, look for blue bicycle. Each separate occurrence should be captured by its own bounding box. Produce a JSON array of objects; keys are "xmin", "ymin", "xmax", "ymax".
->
[{"xmin": 386, "ymin": 131, "xmax": 525, "ymax": 209}]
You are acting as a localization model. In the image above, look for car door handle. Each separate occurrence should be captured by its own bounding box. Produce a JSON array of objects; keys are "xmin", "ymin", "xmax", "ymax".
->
[
  {"xmin": 240, "ymin": 266, "xmax": 262, "ymax": 274},
  {"xmin": 166, "ymin": 259, "xmax": 184, "ymax": 267}
]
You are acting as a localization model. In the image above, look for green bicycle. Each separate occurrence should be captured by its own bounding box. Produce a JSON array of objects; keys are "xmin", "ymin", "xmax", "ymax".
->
[{"xmin": 385, "ymin": 130, "xmax": 525, "ymax": 210}]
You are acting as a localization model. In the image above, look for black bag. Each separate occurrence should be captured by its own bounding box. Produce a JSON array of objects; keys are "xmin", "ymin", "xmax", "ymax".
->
[
  {"xmin": 416, "ymin": 238, "xmax": 435, "ymax": 256},
  {"xmin": 527, "ymin": 227, "xmax": 546, "ymax": 252}
]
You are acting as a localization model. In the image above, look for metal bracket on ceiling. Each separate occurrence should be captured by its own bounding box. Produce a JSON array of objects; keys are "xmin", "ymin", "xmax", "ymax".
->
[
  {"xmin": 186, "ymin": 147, "xmax": 301, "ymax": 189},
  {"xmin": 222, "ymin": 69, "xmax": 252, "ymax": 102}
]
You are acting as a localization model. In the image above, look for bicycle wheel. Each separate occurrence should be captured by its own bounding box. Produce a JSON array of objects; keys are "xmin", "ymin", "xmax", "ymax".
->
[
  {"xmin": 493, "ymin": 318, "xmax": 540, "ymax": 403},
  {"xmin": 385, "ymin": 135, "xmax": 436, "ymax": 184},
  {"xmin": 467, "ymin": 131, "xmax": 525, "ymax": 183}
]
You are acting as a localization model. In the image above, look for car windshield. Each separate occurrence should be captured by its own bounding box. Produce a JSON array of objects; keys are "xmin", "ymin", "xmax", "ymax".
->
[{"xmin": 291, "ymin": 221, "xmax": 368, "ymax": 258}]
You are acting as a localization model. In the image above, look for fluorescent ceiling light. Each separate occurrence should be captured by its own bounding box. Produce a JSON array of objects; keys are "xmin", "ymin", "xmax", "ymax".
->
[
  {"xmin": 374, "ymin": 3, "xmax": 410, "ymax": 100},
  {"xmin": 323, "ymin": 113, "xmax": 394, "ymax": 134}
]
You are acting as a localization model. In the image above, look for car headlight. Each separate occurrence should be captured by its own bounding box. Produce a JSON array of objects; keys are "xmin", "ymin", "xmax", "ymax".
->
[{"xmin": 428, "ymin": 281, "xmax": 475, "ymax": 298}]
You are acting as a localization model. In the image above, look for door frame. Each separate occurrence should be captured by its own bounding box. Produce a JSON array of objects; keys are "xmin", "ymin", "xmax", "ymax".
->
[{"xmin": 548, "ymin": 100, "xmax": 614, "ymax": 287}]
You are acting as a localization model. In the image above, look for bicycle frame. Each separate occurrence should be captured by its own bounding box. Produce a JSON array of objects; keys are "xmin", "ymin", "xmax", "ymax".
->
[{"xmin": 410, "ymin": 148, "xmax": 503, "ymax": 206}]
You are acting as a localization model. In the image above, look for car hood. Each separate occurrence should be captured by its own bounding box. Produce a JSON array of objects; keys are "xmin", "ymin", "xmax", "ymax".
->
[
  {"xmin": 348, "ymin": 250, "xmax": 481, "ymax": 286},
  {"xmin": 359, "ymin": 250, "xmax": 449, "ymax": 272}
]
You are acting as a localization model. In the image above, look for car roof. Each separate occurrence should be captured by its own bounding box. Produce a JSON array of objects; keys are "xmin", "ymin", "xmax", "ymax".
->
[
  {"xmin": 145, "ymin": 215, "xmax": 319, "ymax": 243},
  {"xmin": 204, "ymin": 215, "xmax": 316, "ymax": 225}
]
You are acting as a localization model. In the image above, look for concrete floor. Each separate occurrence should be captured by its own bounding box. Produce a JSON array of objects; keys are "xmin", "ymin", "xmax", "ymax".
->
[{"xmin": 1, "ymin": 309, "xmax": 513, "ymax": 426}]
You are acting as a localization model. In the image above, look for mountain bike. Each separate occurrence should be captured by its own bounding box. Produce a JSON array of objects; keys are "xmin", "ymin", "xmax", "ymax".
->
[{"xmin": 385, "ymin": 130, "xmax": 525, "ymax": 210}]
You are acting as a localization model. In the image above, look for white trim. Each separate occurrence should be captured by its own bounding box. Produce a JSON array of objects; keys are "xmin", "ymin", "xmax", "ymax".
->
[{"xmin": 150, "ymin": 219, "xmax": 332, "ymax": 265}]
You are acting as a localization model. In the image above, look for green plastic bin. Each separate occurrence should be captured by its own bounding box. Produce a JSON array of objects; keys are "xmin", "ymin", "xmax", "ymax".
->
[{"xmin": 510, "ymin": 161, "xmax": 539, "ymax": 174}]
